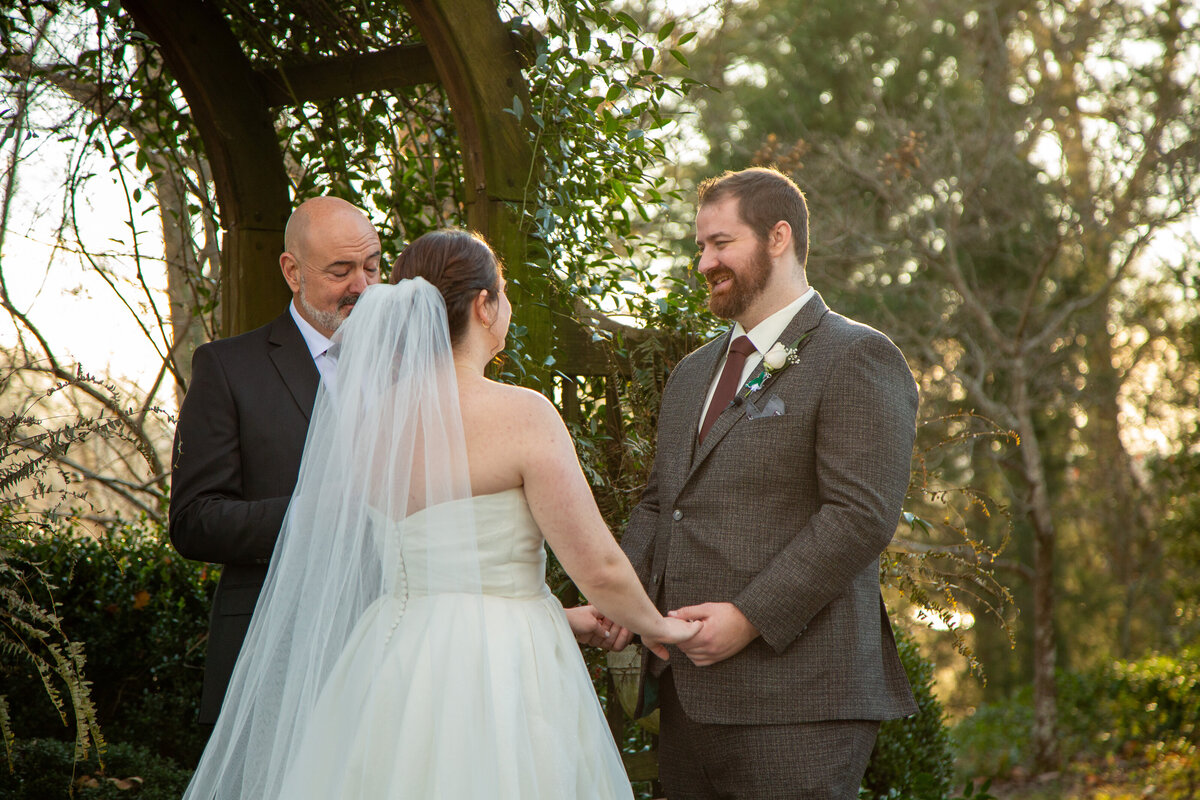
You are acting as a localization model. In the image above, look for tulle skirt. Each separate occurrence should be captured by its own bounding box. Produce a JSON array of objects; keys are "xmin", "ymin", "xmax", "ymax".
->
[{"xmin": 276, "ymin": 590, "xmax": 634, "ymax": 799}]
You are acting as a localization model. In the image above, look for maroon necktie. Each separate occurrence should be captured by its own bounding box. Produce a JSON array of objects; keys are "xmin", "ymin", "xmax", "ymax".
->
[{"xmin": 699, "ymin": 335, "xmax": 756, "ymax": 443}]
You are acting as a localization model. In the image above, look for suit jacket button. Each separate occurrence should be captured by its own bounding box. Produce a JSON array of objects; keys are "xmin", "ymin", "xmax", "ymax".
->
[{"xmin": 671, "ymin": 509, "xmax": 683, "ymax": 521}]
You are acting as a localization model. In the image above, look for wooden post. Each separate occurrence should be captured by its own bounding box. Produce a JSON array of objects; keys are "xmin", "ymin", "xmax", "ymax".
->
[
  {"xmin": 121, "ymin": 0, "xmax": 292, "ymax": 338},
  {"xmin": 405, "ymin": 0, "xmax": 553, "ymax": 386}
]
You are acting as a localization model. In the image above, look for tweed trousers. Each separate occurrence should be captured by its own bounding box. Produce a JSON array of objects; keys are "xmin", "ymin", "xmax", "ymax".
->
[{"xmin": 657, "ymin": 669, "xmax": 879, "ymax": 800}]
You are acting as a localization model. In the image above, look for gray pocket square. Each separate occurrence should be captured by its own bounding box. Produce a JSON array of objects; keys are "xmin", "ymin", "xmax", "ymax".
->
[{"xmin": 745, "ymin": 394, "xmax": 786, "ymax": 420}]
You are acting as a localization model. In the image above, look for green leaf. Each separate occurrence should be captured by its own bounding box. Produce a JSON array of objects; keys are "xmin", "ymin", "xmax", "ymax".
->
[
  {"xmin": 506, "ymin": 95, "xmax": 524, "ymax": 121},
  {"xmin": 657, "ymin": 20, "xmax": 676, "ymax": 42},
  {"xmin": 669, "ymin": 49, "xmax": 690, "ymax": 68},
  {"xmin": 614, "ymin": 12, "xmax": 639, "ymax": 33}
]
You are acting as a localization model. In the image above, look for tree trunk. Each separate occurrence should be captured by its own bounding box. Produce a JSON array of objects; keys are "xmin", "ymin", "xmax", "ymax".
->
[{"xmin": 1013, "ymin": 357, "xmax": 1059, "ymax": 772}]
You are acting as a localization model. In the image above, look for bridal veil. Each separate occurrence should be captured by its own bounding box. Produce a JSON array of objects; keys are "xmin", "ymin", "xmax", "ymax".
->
[{"xmin": 183, "ymin": 278, "xmax": 492, "ymax": 798}]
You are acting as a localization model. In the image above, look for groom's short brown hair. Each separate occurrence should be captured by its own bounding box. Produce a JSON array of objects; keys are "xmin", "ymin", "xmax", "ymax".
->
[{"xmin": 698, "ymin": 167, "xmax": 809, "ymax": 267}]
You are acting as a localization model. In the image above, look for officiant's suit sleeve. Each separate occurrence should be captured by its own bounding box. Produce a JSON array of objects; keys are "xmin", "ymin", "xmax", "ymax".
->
[
  {"xmin": 169, "ymin": 342, "xmax": 291, "ymax": 566},
  {"xmin": 733, "ymin": 328, "xmax": 917, "ymax": 653}
]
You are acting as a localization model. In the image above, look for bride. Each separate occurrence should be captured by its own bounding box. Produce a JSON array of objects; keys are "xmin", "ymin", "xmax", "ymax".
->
[{"xmin": 183, "ymin": 228, "xmax": 698, "ymax": 799}]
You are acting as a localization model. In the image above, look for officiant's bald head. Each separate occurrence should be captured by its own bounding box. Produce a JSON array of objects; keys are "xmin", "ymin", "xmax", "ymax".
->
[{"xmin": 280, "ymin": 197, "xmax": 382, "ymax": 337}]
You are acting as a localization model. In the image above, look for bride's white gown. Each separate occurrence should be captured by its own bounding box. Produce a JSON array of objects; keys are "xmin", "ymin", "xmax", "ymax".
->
[{"xmin": 276, "ymin": 487, "xmax": 634, "ymax": 799}]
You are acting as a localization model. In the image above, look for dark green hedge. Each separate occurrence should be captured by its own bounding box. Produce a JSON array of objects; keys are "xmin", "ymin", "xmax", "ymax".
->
[
  {"xmin": 861, "ymin": 629, "xmax": 955, "ymax": 800},
  {"xmin": 953, "ymin": 646, "xmax": 1200, "ymax": 791},
  {"xmin": 2, "ymin": 520, "xmax": 215, "ymax": 767},
  {"xmin": 0, "ymin": 738, "xmax": 192, "ymax": 800}
]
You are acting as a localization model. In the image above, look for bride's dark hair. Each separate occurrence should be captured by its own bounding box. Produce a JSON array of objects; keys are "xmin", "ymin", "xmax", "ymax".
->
[{"xmin": 389, "ymin": 228, "xmax": 503, "ymax": 345}]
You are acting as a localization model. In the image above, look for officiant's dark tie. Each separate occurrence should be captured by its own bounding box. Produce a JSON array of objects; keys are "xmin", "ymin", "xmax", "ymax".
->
[{"xmin": 699, "ymin": 335, "xmax": 756, "ymax": 443}]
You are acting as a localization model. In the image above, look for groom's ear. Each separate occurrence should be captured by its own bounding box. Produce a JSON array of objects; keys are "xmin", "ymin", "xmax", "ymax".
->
[{"xmin": 767, "ymin": 221, "xmax": 792, "ymax": 257}]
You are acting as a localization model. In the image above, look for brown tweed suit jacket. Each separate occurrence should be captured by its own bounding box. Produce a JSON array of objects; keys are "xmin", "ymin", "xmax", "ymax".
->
[{"xmin": 622, "ymin": 292, "xmax": 919, "ymax": 725}]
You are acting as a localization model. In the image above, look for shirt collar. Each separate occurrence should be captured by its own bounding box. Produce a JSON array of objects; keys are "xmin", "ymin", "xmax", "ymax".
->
[
  {"xmin": 289, "ymin": 300, "xmax": 334, "ymax": 359},
  {"xmin": 730, "ymin": 287, "xmax": 816, "ymax": 355}
]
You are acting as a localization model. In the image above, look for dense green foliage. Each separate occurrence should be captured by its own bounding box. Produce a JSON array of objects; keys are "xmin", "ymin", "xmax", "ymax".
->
[
  {"xmin": 0, "ymin": 738, "xmax": 192, "ymax": 800},
  {"xmin": 2, "ymin": 522, "xmax": 213, "ymax": 766},
  {"xmin": 862, "ymin": 630, "xmax": 954, "ymax": 799},
  {"xmin": 954, "ymin": 649, "xmax": 1200, "ymax": 796}
]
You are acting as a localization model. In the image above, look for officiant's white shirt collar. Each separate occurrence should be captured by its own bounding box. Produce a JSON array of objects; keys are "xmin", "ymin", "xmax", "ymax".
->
[
  {"xmin": 729, "ymin": 287, "xmax": 816, "ymax": 355},
  {"xmin": 289, "ymin": 300, "xmax": 339, "ymax": 389},
  {"xmin": 289, "ymin": 300, "xmax": 334, "ymax": 359}
]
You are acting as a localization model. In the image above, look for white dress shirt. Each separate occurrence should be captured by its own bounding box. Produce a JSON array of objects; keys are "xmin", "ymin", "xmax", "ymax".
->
[
  {"xmin": 289, "ymin": 301, "xmax": 338, "ymax": 391},
  {"xmin": 698, "ymin": 287, "xmax": 815, "ymax": 431}
]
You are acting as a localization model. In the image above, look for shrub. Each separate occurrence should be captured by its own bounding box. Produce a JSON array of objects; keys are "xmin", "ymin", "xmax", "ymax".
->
[
  {"xmin": 950, "ymin": 696, "xmax": 1033, "ymax": 780},
  {"xmin": 861, "ymin": 629, "xmax": 955, "ymax": 799},
  {"xmin": 0, "ymin": 737, "xmax": 192, "ymax": 799},
  {"xmin": 954, "ymin": 648, "xmax": 1200, "ymax": 797},
  {"xmin": 1, "ymin": 519, "xmax": 215, "ymax": 766}
]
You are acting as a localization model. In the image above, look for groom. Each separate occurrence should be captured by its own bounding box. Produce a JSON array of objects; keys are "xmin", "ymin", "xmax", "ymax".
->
[{"xmin": 620, "ymin": 167, "xmax": 919, "ymax": 799}]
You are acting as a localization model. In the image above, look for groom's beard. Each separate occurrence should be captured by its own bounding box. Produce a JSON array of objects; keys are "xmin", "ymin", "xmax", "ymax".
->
[{"xmin": 706, "ymin": 239, "xmax": 772, "ymax": 320}]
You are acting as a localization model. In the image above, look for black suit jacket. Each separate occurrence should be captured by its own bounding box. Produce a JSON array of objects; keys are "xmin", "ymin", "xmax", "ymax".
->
[{"xmin": 169, "ymin": 309, "xmax": 318, "ymax": 723}]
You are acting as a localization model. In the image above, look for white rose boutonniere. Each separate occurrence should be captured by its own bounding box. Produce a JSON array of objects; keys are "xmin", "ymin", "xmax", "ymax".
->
[
  {"xmin": 762, "ymin": 342, "xmax": 792, "ymax": 371},
  {"xmin": 742, "ymin": 332, "xmax": 812, "ymax": 394}
]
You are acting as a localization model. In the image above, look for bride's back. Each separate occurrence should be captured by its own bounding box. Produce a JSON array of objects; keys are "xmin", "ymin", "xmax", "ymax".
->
[{"xmin": 456, "ymin": 373, "xmax": 550, "ymax": 498}]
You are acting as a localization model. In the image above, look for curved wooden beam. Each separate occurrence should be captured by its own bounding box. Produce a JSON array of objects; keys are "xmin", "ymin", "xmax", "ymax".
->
[
  {"xmin": 404, "ymin": 0, "xmax": 555, "ymax": 383},
  {"xmin": 254, "ymin": 43, "xmax": 440, "ymax": 107},
  {"xmin": 122, "ymin": 0, "xmax": 292, "ymax": 338}
]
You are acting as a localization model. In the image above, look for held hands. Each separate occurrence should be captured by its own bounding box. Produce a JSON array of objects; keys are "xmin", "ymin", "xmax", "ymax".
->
[
  {"xmin": 642, "ymin": 615, "xmax": 702, "ymax": 661},
  {"xmin": 565, "ymin": 605, "xmax": 635, "ymax": 651},
  {"xmin": 667, "ymin": 602, "xmax": 759, "ymax": 667}
]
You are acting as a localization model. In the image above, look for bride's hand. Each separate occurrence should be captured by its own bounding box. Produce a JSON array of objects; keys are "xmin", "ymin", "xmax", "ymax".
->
[
  {"xmin": 565, "ymin": 605, "xmax": 635, "ymax": 651},
  {"xmin": 642, "ymin": 616, "xmax": 701, "ymax": 661}
]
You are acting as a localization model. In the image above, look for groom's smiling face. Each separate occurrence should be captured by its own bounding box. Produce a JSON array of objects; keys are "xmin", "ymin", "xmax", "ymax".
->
[{"xmin": 695, "ymin": 196, "xmax": 773, "ymax": 324}]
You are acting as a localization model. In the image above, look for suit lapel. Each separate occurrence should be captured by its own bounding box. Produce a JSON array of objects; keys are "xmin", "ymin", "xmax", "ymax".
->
[
  {"xmin": 672, "ymin": 331, "xmax": 731, "ymax": 476},
  {"xmin": 267, "ymin": 311, "xmax": 320, "ymax": 421},
  {"xmin": 688, "ymin": 293, "xmax": 832, "ymax": 473}
]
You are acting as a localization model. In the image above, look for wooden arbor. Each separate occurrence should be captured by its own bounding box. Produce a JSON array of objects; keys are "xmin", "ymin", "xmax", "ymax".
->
[{"xmin": 120, "ymin": 0, "xmax": 550, "ymax": 362}]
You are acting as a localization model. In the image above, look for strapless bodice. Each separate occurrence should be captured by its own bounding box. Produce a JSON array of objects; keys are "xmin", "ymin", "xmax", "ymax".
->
[{"xmin": 368, "ymin": 487, "xmax": 548, "ymax": 600}]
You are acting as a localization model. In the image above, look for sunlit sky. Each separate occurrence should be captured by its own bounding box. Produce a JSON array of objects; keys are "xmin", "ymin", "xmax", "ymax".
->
[{"xmin": 3, "ymin": 123, "xmax": 170, "ymax": 395}]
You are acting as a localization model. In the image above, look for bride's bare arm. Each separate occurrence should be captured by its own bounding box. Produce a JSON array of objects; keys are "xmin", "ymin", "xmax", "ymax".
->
[{"xmin": 508, "ymin": 389, "xmax": 697, "ymax": 656}]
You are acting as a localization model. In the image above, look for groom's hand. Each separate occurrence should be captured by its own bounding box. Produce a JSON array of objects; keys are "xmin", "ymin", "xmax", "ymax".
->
[
  {"xmin": 565, "ymin": 605, "xmax": 635, "ymax": 651},
  {"xmin": 668, "ymin": 602, "xmax": 759, "ymax": 666}
]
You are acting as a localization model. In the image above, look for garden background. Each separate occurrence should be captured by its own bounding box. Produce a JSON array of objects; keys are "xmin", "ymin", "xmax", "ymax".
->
[{"xmin": 1, "ymin": 1, "xmax": 1197, "ymax": 798}]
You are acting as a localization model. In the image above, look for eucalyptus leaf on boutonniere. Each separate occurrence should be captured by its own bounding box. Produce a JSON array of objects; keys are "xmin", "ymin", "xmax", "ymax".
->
[{"xmin": 740, "ymin": 330, "xmax": 814, "ymax": 397}]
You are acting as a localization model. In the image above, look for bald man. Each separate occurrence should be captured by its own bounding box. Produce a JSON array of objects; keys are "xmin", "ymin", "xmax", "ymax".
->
[{"xmin": 170, "ymin": 197, "xmax": 382, "ymax": 726}]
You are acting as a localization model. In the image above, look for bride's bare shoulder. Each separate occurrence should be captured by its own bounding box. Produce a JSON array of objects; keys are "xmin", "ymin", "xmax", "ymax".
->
[{"xmin": 462, "ymin": 379, "xmax": 561, "ymax": 430}]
